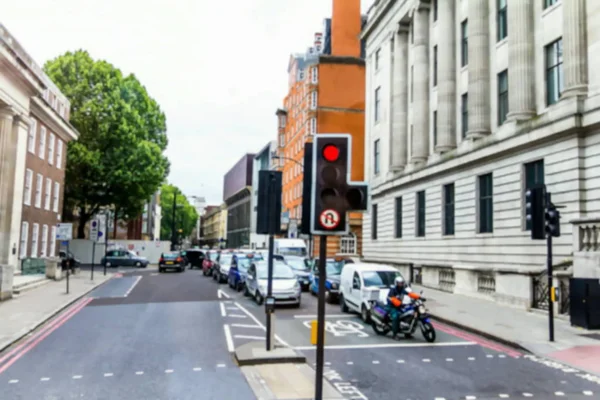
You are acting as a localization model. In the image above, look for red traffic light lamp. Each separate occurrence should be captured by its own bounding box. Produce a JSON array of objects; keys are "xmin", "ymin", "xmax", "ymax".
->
[{"xmin": 322, "ymin": 144, "xmax": 340, "ymax": 162}]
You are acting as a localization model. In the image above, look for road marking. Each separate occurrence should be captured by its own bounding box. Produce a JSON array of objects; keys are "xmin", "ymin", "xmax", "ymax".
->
[
  {"xmin": 231, "ymin": 324, "xmax": 263, "ymax": 329},
  {"xmin": 223, "ymin": 324, "xmax": 234, "ymax": 352},
  {"xmin": 397, "ymin": 359, "xmax": 405, "ymax": 363},
  {"xmin": 217, "ymin": 364, "xmax": 226, "ymax": 368},
  {"xmin": 523, "ymin": 394, "xmax": 533, "ymax": 397},
  {"xmin": 302, "ymin": 319, "xmax": 369, "ymax": 338},
  {"xmin": 218, "ymin": 289, "xmax": 230, "ymax": 299},
  {"xmin": 8, "ymin": 379, "xmax": 18, "ymax": 383},
  {"xmin": 372, "ymin": 360, "xmax": 380, "ymax": 364},
  {"xmin": 433, "ymin": 321, "xmax": 522, "ymax": 358},
  {"xmin": 123, "ymin": 276, "xmax": 142, "ymax": 297},
  {"xmin": 104, "ymin": 373, "xmax": 113, "ymax": 377},
  {"xmin": 293, "ymin": 314, "xmax": 354, "ymax": 319},
  {"xmin": 346, "ymin": 361, "xmax": 353, "ymax": 365},
  {"xmin": 498, "ymin": 354, "xmax": 506, "ymax": 358},
  {"xmin": 136, "ymin": 371, "xmax": 144, "ymax": 375},
  {"xmin": 422, "ymin": 358, "xmax": 431, "ymax": 362},
  {"xmin": 234, "ymin": 301, "xmax": 290, "ymax": 347},
  {"xmin": 151, "ymin": 273, "xmax": 159, "ymax": 276},
  {"xmin": 583, "ymin": 391, "xmax": 594, "ymax": 396},
  {"xmin": 465, "ymin": 396, "xmax": 476, "ymax": 400},
  {"xmin": 325, "ymin": 362, "xmax": 331, "ymax": 366},
  {"xmin": 435, "ymin": 398, "xmax": 446, "ymax": 400},
  {"xmin": 228, "ymin": 314, "xmax": 247, "ymax": 318},
  {"xmin": 165, "ymin": 369, "xmax": 174, "ymax": 374},
  {"xmin": 446, "ymin": 358, "xmax": 454, "ymax": 362},
  {"xmin": 234, "ymin": 335, "xmax": 265, "ymax": 340},
  {"xmin": 193, "ymin": 367, "xmax": 202, "ymax": 371},
  {"xmin": 72, "ymin": 375, "xmax": 82, "ymax": 379},
  {"xmin": 40, "ymin": 377, "xmax": 50, "ymax": 381},
  {"xmin": 226, "ymin": 307, "xmax": 239, "ymax": 311},
  {"xmin": 220, "ymin": 303, "xmax": 227, "ymax": 317},
  {"xmin": 486, "ymin": 354, "xmax": 494, "ymax": 358},
  {"xmin": 293, "ymin": 341, "xmax": 476, "ymax": 351},
  {"xmin": 468, "ymin": 357, "xmax": 476, "ymax": 361},
  {"xmin": 555, "ymin": 392, "xmax": 565, "ymax": 396},
  {"xmin": 499, "ymin": 395, "xmax": 509, "ymax": 398}
]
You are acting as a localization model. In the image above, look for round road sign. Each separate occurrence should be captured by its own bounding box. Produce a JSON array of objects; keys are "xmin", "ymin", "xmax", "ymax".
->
[{"xmin": 320, "ymin": 209, "xmax": 340, "ymax": 229}]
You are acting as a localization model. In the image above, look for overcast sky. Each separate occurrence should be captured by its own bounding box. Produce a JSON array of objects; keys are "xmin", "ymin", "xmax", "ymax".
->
[{"xmin": 3, "ymin": 0, "xmax": 374, "ymax": 205}]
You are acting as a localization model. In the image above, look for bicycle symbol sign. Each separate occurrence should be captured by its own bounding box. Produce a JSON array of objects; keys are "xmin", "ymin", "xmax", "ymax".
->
[
  {"xmin": 320, "ymin": 209, "xmax": 340, "ymax": 229},
  {"xmin": 302, "ymin": 319, "xmax": 369, "ymax": 338}
]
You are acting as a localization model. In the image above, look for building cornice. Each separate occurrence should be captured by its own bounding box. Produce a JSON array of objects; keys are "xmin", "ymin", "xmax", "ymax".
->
[
  {"xmin": 30, "ymin": 96, "xmax": 79, "ymax": 142},
  {"xmin": 318, "ymin": 55, "xmax": 365, "ymax": 67},
  {"xmin": 362, "ymin": 0, "xmax": 399, "ymax": 40}
]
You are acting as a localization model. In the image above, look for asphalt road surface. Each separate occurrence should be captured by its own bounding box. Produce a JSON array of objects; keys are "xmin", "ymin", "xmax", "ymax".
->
[{"xmin": 1, "ymin": 266, "xmax": 599, "ymax": 400}]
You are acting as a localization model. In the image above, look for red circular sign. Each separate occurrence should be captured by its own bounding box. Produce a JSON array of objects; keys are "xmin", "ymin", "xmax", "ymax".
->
[
  {"xmin": 320, "ymin": 209, "xmax": 340, "ymax": 229},
  {"xmin": 323, "ymin": 144, "xmax": 340, "ymax": 162}
]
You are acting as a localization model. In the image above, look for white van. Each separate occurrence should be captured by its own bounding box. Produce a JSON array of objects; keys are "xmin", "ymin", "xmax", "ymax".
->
[
  {"xmin": 339, "ymin": 263, "xmax": 403, "ymax": 322},
  {"xmin": 274, "ymin": 239, "xmax": 307, "ymax": 257}
]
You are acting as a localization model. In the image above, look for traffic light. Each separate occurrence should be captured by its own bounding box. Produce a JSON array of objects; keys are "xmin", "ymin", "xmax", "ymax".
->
[
  {"xmin": 300, "ymin": 142, "xmax": 314, "ymax": 235},
  {"xmin": 545, "ymin": 204, "xmax": 560, "ymax": 237},
  {"xmin": 525, "ymin": 185, "xmax": 545, "ymax": 240},
  {"xmin": 310, "ymin": 134, "xmax": 368, "ymax": 235}
]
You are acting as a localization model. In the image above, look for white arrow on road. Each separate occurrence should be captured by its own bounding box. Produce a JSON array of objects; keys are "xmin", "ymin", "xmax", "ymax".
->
[{"xmin": 217, "ymin": 289, "xmax": 230, "ymax": 299}]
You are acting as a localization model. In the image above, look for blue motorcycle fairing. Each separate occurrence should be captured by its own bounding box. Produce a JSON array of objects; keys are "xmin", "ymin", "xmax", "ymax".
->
[{"xmin": 422, "ymin": 317, "xmax": 431, "ymax": 323}]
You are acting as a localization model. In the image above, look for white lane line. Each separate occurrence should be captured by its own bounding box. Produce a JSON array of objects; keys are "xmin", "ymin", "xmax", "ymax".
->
[
  {"xmin": 226, "ymin": 307, "xmax": 239, "ymax": 311},
  {"xmin": 446, "ymin": 358, "xmax": 454, "ymax": 362},
  {"xmin": 293, "ymin": 314, "xmax": 354, "ymax": 319},
  {"xmin": 555, "ymin": 392, "xmax": 565, "ymax": 396},
  {"xmin": 217, "ymin": 289, "xmax": 230, "ymax": 299},
  {"xmin": 422, "ymin": 359, "xmax": 431, "ymax": 363},
  {"xmin": 523, "ymin": 394, "xmax": 533, "ymax": 398},
  {"xmin": 217, "ymin": 364, "xmax": 226, "ymax": 368},
  {"xmin": 231, "ymin": 324, "xmax": 263, "ymax": 329},
  {"xmin": 193, "ymin": 367, "xmax": 202, "ymax": 371},
  {"xmin": 40, "ymin": 377, "xmax": 50, "ymax": 381},
  {"xmin": 104, "ymin": 373, "xmax": 113, "ymax": 377},
  {"xmin": 325, "ymin": 362, "xmax": 331, "ymax": 366},
  {"xmin": 346, "ymin": 361, "xmax": 354, "ymax": 365},
  {"xmin": 223, "ymin": 324, "xmax": 235, "ymax": 352},
  {"xmin": 372, "ymin": 360, "xmax": 380, "ymax": 364},
  {"xmin": 468, "ymin": 357, "xmax": 476, "ymax": 361},
  {"xmin": 234, "ymin": 302, "xmax": 290, "ymax": 347},
  {"xmin": 72, "ymin": 375, "xmax": 82, "ymax": 379},
  {"xmin": 136, "ymin": 371, "xmax": 144, "ymax": 375},
  {"xmin": 397, "ymin": 359, "xmax": 405, "ymax": 364},
  {"xmin": 228, "ymin": 314, "xmax": 247, "ymax": 318},
  {"xmin": 583, "ymin": 391, "xmax": 594, "ymax": 396},
  {"xmin": 465, "ymin": 396, "xmax": 477, "ymax": 400},
  {"xmin": 499, "ymin": 395, "xmax": 509, "ymax": 398},
  {"xmin": 165, "ymin": 369, "xmax": 174, "ymax": 374},
  {"xmin": 123, "ymin": 276, "xmax": 142, "ymax": 297},
  {"xmin": 234, "ymin": 335, "xmax": 265, "ymax": 340},
  {"xmin": 435, "ymin": 398, "xmax": 446, "ymax": 400},
  {"xmin": 293, "ymin": 341, "xmax": 475, "ymax": 351},
  {"xmin": 498, "ymin": 354, "xmax": 506, "ymax": 358},
  {"xmin": 486, "ymin": 354, "xmax": 494, "ymax": 358},
  {"xmin": 9, "ymin": 379, "xmax": 18, "ymax": 384},
  {"xmin": 220, "ymin": 303, "xmax": 227, "ymax": 317}
]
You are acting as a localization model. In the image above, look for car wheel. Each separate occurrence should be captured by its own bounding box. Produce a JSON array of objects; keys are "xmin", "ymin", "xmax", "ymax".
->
[
  {"xmin": 361, "ymin": 305, "xmax": 370, "ymax": 323},
  {"xmin": 243, "ymin": 284, "xmax": 250, "ymax": 296},
  {"xmin": 255, "ymin": 291, "xmax": 264, "ymax": 305},
  {"xmin": 340, "ymin": 295, "xmax": 349, "ymax": 313},
  {"xmin": 135, "ymin": 262, "xmax": 142, "ymax": 268}
]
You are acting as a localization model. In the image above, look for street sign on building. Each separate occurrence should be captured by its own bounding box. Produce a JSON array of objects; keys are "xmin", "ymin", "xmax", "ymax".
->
[
  {"xmin": 56, "ymin": 223, "xmax": 73, "ymax": 241},
  {"xmin": 288, "ymin": 220, "xmax": 298, "ymax": 238}
]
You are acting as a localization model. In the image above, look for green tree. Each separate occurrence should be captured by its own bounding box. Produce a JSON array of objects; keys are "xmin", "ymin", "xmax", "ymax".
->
[
  {"xmin": 159, "ymin": 184, "xmax": 199, "ymax": 241},
  {"xmin": 44, "ymin": 50, "xmax": 170, "ymax": 238}
]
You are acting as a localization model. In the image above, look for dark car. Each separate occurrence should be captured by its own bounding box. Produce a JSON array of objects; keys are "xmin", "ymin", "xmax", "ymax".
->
[
  {"xmin": 182, "ymin": 249, "xmax": 205, "ymax": 269},
  {"xmin": 283, "ymin": 256, "xmax": 312, "ymax": 291},
  {"xmin": 227, "ymin": 253, "xmax": 256, "ymax": 291},
  {"xmin": 159, "ymin": 252, "xmax": 186, "ymax": 273},
  {"xmin": 101, "ymin": 249, "xmax": 149, "ymax": 269},
  {"xmin": 309, "ymin": 257, "xmax": 354, "ymax": 303}
]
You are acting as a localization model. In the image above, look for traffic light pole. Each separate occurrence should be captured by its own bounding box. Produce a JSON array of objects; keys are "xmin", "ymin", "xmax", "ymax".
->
[
  {"xmin": 314, "ymin": 235, "xmax": 327, "ymax": 400},
  {"xmin": 546, "ymin": 192, "xmax": 555, "ymax": 342}
]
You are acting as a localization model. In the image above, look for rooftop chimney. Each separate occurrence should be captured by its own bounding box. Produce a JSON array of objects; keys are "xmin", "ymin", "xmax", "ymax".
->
[{"xmin": 331, "ymin": 0, "xmax": 361, "ymax": 57}]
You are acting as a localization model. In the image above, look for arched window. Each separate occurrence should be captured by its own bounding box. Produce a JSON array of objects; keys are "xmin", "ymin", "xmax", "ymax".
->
[{"xmin": 340, "ymin": 233, "xmax": 357, "ymax": 255}]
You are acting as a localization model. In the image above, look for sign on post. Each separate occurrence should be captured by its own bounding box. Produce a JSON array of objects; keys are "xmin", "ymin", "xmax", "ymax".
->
[
  {"xmin": 56, "ymin": 223, "xmax": 73, "ymax": 241},
  {"xmin": 90, "ymin": 219, "xmax": 99, "ymax": 242}
]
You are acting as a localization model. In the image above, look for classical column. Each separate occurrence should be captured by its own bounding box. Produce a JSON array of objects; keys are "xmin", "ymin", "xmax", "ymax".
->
[
  {"xmin": 507, "ymin": 0, "xmax": 535, "ymax": 120},
  {"xmin": 410, "ymin": 5, "xmax": 430, "ymax": 165},
  {"xmin": 467, "ymin": 0, "xmax": 491, "ymax": 138},
  {"xmin": 0, "ymin": 107, "xmax": 15, "ymax": 264},
  {"xmin": 8, "ymin": 117, "xmax": 29, "ymax": 268},
  {"xmin": 391, "ymin": 23, "xmax": 409, "ymax": 171},
  {"xmin": 562, "ymin": 0, "xmax": 588, "ymax": 98},
  {"xmin": 436, "ymin": 0, "xmax": 456, "ymax": 152}
]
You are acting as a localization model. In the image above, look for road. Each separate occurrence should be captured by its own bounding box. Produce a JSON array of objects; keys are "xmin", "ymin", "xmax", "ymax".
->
[{"xmin": 1, "ymin": 266, "xmax": 599, "ymax": 399}]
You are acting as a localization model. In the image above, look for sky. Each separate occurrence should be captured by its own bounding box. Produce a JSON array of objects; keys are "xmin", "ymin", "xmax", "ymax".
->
[{"xmin": 3, "ymin": 0, "xmax": 374, "ymax": 205}]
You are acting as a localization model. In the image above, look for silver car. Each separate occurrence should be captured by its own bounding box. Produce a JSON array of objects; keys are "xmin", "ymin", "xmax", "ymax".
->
[{"xmin": 246, "ymin": 261, "xmax": 301, "ymax": 307}]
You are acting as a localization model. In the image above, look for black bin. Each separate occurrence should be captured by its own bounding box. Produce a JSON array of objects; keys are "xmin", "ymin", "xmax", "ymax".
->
[{"xmin": 570, "ymin": 278, "xmax": 600, "ymax": 329}]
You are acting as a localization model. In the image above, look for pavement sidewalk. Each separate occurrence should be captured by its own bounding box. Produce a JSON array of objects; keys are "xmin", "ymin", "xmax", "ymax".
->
[
  {"xmin": 415, "ymin": 284, "xmax": 600, "ymax": 376},
  {"xmin": 0, "ymin": 272, "xmax": 113, "ymax": 352}
]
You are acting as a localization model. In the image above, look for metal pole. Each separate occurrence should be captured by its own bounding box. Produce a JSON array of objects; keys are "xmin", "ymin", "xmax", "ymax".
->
[
  {"xmin": 104, "ymin": 212, "xmax": 109, "ymax": 276},
  {"xmin": 266, "ymin": 233, "xmax": 274, "ymax": 351},
  {"xmin": 315, "ymin": 235, "xmax": 327, "ymax": 400},
  {"xmin": 91, "ymin": 241, "xmax": 95, "ymax": 281},
  {"xmin": 171, "ymin": 192, "xmax": 177, "ymax": 249},
  {"xmin": 66, "ymin": 241, "xmax": 70, "ymax": 294},
  {"xmin": 546, "ymin": 193, "xmax": 554, "ymax": 342}
]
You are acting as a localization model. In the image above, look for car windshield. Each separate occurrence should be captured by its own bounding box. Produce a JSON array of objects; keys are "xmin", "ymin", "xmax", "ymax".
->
[
  {"xmin": 208, "ymin": 252, "xmax": 219, "ymax": 261},
  {"xmin": 257, "ymin": 263, "xmax": 295, "ymax": 279},
  {"xmin": 219, "ymin": 254, "xmax": 233, "ymax": 265},
  {"xmin": 236, "ymin": 258, "xmax": 252, "ymax": 271},
  {"xmin": 279, "ymin": 247, "xmax": 307, "ymax": 257},
  {"xmin": 362, "ymin": 271, "xmax": 401, "ymax": 288},
  {"xmin": 286, "ymin": 258, "xmax": 310, "ymax": 272}
]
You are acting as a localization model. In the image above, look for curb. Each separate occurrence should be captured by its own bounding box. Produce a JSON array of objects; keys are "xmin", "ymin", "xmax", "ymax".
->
[{"xmin": 0, "ymin": 275, "xmax": 115, "ymax": 354}]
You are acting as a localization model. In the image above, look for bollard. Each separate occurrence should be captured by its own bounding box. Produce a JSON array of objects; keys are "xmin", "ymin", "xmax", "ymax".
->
[{"xmin": 311, "ymin": 320, "xmax": 318, "ymax": 345}]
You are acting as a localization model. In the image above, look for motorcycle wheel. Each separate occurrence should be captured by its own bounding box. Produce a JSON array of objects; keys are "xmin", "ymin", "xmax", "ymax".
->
[
  {"xmin": 371, "ymin": 322, "xmax": 390, "ymax": 336},
  {"xmin": 421, "ymin": 321, "xmax": 436, "ymax": 343}
]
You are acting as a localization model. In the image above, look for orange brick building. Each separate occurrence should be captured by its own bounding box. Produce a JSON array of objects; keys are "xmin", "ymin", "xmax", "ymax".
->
[{"xmin": 275, "ymin": 0, "xmax": 366, "ymax": 257}]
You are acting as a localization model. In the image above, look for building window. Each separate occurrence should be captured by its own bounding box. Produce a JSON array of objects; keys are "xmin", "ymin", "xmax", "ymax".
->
[
  {"xmin": 416, "ymin": 191, "xmax": 426, "ymax": 237},
  {"xmin": 24, "ymin": 169, "xmax": 33, "ymax": 206},
  {"xmin": 433, "ymin": 110, "xmax": 438, "ymax": 147},
  {"xmin": 311, "ymin": 66, "xmax": 318, "ymax": 83},
  {"xmin": 497, "ymin": 0, "xmax": 507, "ymax": 41},
  {"xmin": 50, "ymin": 226, "xmax": 56, "ymax": 257},
  {"xmin": 461, "ymin": 93, "xmax": 468, "ymax": 138},
  {"xmin": 20, "ymin": 222, "xmax": 29, "ymax": 258},
  {"xmin": 310, "ymin": 117, "xmax": 317, "ymax": 135},
  {"xmin": 375, "ymin": 49, "xmax": 381, "ymax": 70},
  {"xmin": 546, "ymin": 38, "xmax": 563, "ymax": 106},
  {"xmin": 461, "ymin": 20, "xmax": 468, "ymax": 67},
  {"xmin": 433, "ymin": 0, "xmax": 438, "ymax": 21},
  {"xmin": 41, "ymin": 225, "xmax": 48, "ymax": 257},
  {"xmin": 35, "ymin": 174, "xmax": 43, "ymax": 208},
  {"xmin": 53, "ymin": 181, "xmax": 60, "ymax": 212},
  {"xmin": 373, "ymin": 139, "xmax": 381, "ymax": 175},
  {"xmin": 56, "ymin": 140, "xmax": 63, "ymax": 168},
  {"xmin": 310, "ymin": 91, "xmax": 317, "ymax": 109},
  {"xmin": 410, "ymin": 65, "xmax": 414, "ymax": 102},
  {"xmin": 498, "ymin": 70, "xmax": 509, "ymax": 125},
  {"xmin": 48, "ymin": 133, "xmax": 55, "ymax": 165},
  {"xmin": 478, "ymin": 173, "xmax": 494, "ymax": 233},
  {"xmin": 28, "ymin": 119, "xmax": 37, "ymax": 153},
  {"xmin": 44, "ymin": 178, "xmax": 52, "ymax": 210},
  {"xmin": 524, "ymin": 159, "xmax": 545, "ymax": 230},
  {"xmin": 31, "ymin": 223, "xmax": 39, "ymax": 257},
  {"xmin": 544, "ymin": 0, "xmax": 559, "ymax": 9},
  {"xmin": 371, "ymin": 204, "xmax": 378, "ymax": 240},
  {"xmin": 443, "ymin": 183, "xmax": 455, "ymax": 235},
  {"xmin": 374, "ymin": 86, "xmax": 381, "ymax": 122},
  {"xmin": 39, "ymin": 126, "xmax": 46, "ymax": 159},
  {"xmin": 340, "ymin": 233, "xmax": 357, "ymax": 254},
  {"xmin": 394, "ymin": 196, "xmax": 402, "ymax": 238},
  {"xmin": 433, "ymin": 45, "xmax": 438, "ymax": 87}
]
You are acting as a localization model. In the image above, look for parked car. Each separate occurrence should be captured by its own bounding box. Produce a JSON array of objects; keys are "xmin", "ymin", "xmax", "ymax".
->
[
  {"xmin": 182, "ymin": 249, "xmax": 205, "ymax": 269},
  {"xmin": 227, "ymin": 253, "xmax": 256, "ymax": 291},
  {"xmin": 282, "ymin": 256, "xmax": 312, "ymax": 291},
  {"xmin": 213, "ymin": 253, "xmax": 234, "ymax": 283},
  {"xmin": 308, "ymin": 257, "xmax": 354, "ymax": 303},
  {"xmin": 158, "ymin": 251, "xmax": 186, "ymax": 273},
  {"xmin": 59, "ymin": 250, "xmax": 81, "ymax": 269},
  {"xmin": 245, "ymin": 260, "xmax": 301, "ymax": 307},
  {"xmin": 101, "ymin": 249, "xmax": 149, "ymax": 269},
  {"xmin": 202, "ymin": 251, "xmax": 218, "ymax": 276}
]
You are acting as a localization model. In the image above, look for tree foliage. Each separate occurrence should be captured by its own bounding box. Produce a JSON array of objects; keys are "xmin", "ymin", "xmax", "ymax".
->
[
  {"xmin": 44, "ymin": 50, "xmax": 169, "ymax": 238},
  {"xmin": 159, "ymin": 184, "xmax": 199, "ymax": 240}
]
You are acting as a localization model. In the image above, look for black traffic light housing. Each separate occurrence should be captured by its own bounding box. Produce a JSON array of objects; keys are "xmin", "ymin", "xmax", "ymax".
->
[
  {"xmin": 300, "ymin": 142, "xmax": 314, "ymax": 235},
  {"xmin": 545, "ymin": 203, "xmax": 561, "ymax": 237},
  {"xmin": 310, "ymin": 134, "xmax": 368, "ymax": 235},
  {"xmin": 256, "ymin": 170, "xmax": 283, "ymax": 235},
  {"xmin": 525, "ymin": 184, "xmax": 545, "ymax": 240}
]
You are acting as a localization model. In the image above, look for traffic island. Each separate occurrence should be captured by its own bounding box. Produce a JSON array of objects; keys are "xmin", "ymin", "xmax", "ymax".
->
[{"xmin": 235, "ymin": 340, "xmax": 306, "ymax": 366}]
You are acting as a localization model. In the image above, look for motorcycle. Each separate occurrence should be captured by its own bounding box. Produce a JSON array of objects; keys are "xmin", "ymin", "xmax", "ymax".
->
[{"xmin": 369, "ymin": 296, "xmax": 436, "ymax": 343}]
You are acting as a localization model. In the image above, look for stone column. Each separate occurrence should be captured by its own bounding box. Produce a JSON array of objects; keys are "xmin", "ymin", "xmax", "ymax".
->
[
  {"xmin": 507, "ymin": 0, "xmax": 535, "ymax": 120},
  {"xmin": 391, "ymin": 23, "xmax": 409, "ymax": 171},
  {"xmin": 466, "ymin": 0, "xmax": 491, "ymax": 138},
  {"xmin": 410, "ymin": 5, "xmax": 430, "ymax": 165},
  {"xmin": 436, "ymin": 0, "xmax": 456, "ymax": 152},
  {"xmin": 0, "ymin": 107, "xmax": 16, "ymax": 265},
  {"xmin": 562, "ymin": 0, "xmax": 588, "ymax": 98},
  {"xmin": 8, "ymin": 117, "xmax": 29, "ymax": 269}
]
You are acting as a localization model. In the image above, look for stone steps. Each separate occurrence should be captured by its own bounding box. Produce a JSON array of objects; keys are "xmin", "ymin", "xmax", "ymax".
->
[{"xmin": 12, "ymin": 275, "xmax": 51, "ymax": 295}]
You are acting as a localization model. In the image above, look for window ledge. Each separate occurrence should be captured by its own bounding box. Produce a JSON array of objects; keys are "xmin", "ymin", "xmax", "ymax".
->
[
  {"xmin": 496, "ymin": 37, "xmax": 508, "ymax": 49},
  {"xmin": 475, "ymin": 232, "xmax": 494, "ymax": 238},
  {"xmin": 542, "ymin": 2, "xmax": 562, "ymax": 18}
]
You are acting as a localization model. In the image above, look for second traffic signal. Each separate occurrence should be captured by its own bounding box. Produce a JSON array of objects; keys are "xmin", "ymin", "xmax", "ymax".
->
[
  {"xmin": 545, "ymin": 203, "xmax": 560, "ymax": 237},
  {"xmin": 525, "ymin": 185, "xmax": 545, "ymax": 240}
]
